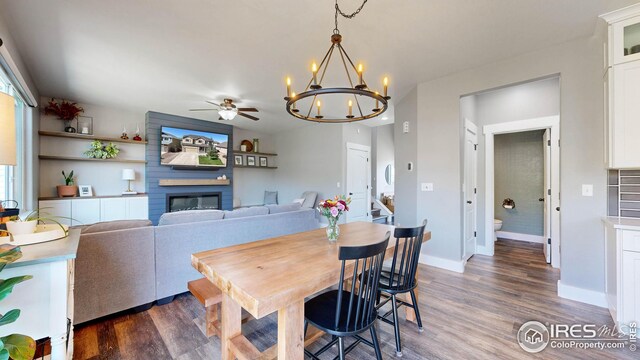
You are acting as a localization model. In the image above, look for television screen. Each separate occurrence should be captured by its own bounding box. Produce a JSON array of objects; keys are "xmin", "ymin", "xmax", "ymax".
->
[{"xmin": 160, "ymin": 126, "xmax": 229, "ymax": 168}]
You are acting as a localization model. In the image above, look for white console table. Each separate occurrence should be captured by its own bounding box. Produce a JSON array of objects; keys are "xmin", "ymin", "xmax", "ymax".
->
[{"xmin": 1, "ymin": 230, "xmax": 80, "ymax": 360}]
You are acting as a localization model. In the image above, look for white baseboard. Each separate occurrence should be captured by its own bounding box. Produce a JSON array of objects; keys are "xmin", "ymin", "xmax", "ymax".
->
[
  {"xmin": 557, "ymin": 280, "xmax": 607, "ymax": 308},
  {"xmin": 496, "ymin": 231, "xmax": 544, "ymax": 244},
  {"xmin": 419, "ymin": 254, "xmax": 465, "ymax": 273}
]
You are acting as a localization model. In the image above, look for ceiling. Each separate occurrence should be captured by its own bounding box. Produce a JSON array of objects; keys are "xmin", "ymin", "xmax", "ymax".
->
[{"xmin": 0, "ymin": 0, "xmax": 637, "ymax": 134}]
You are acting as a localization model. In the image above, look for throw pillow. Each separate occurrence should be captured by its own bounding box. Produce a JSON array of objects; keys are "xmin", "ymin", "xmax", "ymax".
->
[{"xmin": 264, "ymin": 190, "xmax": 278, "ymax": 205}]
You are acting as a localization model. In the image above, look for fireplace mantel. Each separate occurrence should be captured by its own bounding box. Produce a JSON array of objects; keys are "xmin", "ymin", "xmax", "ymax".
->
[{"xmin": 158, "ymin": 179, "xmax": 231, "ymax": 186}]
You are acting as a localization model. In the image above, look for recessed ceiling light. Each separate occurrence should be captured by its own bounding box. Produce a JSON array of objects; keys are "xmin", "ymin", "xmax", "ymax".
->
[{"xmin": 381, "ymin": 116, "xmax": 389, "ymax": 120}]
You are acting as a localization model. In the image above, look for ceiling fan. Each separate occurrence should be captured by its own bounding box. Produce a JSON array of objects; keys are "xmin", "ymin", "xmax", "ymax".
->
[{"xmin": 190, "ymin": 98, "xmax": 259, "ymax": 121}]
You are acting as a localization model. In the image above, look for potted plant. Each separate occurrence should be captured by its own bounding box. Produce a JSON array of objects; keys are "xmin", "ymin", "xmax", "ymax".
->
[
  {"xmin": 4, "ymin": 208, "xmax": 70, "ymax": 237},
  {"xmin": 0, "ymin": 245, "xmax": 36, "ymax": 360},
  {"xmin": 84, "ymin": 140, "xmax": 120, "ymax": 159},
  {"xmin": 56, "ymin": 170, "xmax": 77, "ymax": 198},
  {"xmin": 43, "ymin": 98, "xmax": 84, "ymax": 133}
]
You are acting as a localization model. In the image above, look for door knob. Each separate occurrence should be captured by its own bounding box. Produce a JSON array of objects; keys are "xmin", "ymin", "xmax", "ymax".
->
[
  {"xmin": 467, "ymin": 200, "xmax": 472, "ymax": 204},
  {"xmin": 349, "ymin": 192, "xmax": 353, "ymax": 195},
  {"xmin": 539, "ymin": 198, "xmax": 544, "ymax": 202},
  {"xmin": 556, "ymin": 207, "xmax": 560, "ymax": 211}
]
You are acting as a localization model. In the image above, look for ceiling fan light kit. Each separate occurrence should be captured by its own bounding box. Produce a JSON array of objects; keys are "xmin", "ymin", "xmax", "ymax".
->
[
  {"xmin": 190, "ymin": 98, "xmax": 260, "ymax": 121},
  {"xmin": 284, "ymin": 0, "xmax": 390, "ymax": 123}
]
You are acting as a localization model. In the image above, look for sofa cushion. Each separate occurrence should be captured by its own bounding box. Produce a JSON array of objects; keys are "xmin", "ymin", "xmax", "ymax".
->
[
  {"xmin": 301, "ymin": 191, "xmax": 318, "ymax": 208},
  {"xmin": 81, "ymin": 219, "xmax": 153, "ymax": 234},
  {"xmin": 224, "ymin": 206, "xmax": 269, "ymax": 219},
  {"xmin": 158, "ymin": 210, "xmax": 225, "ymax": 226},
  {"xmin": 267, "ymin": 203, "xmax": 302, "ymax": 214},
  {"xmin": 264, "ymin": 190, "xmax": 278, "ymax": 205}
]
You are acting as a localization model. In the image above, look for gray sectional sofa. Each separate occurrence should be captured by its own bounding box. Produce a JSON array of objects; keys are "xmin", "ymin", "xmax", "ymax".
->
[{"xmin": 73, "ymin": 202, "xmax": 319, "ymax": 324}]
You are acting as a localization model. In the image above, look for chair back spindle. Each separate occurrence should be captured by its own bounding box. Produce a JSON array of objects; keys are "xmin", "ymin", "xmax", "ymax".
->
[{"xmin": 385, "ymin": 220, "xmax": 427, "ymax": 291}]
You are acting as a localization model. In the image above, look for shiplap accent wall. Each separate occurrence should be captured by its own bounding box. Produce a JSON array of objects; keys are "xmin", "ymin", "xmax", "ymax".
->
[{"xmin": 145, "ymin": 111, "xmax": 233, "ymax": 224}]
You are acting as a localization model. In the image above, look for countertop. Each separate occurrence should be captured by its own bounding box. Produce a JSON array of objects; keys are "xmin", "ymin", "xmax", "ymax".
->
[
  {"xmin": 603, "ymin": 216, "xmax": 640, "ymax": 230},
  {"xmin": 5, "ymin": 228, "xmax": 80, "ymax": 268}
]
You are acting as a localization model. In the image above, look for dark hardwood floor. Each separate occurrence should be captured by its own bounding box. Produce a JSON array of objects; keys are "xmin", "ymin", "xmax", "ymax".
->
[{"xmin": 73, "ymin": 239, "xmax": 635, "ymax": 359}]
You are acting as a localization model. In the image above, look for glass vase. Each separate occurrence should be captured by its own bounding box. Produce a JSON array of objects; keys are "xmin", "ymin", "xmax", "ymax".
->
[{"xmin": 326, "ymin": 217, "xmax": 340, "ymax": 242}]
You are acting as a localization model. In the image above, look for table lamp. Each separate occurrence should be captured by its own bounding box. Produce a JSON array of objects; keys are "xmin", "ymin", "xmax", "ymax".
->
[{"xmin": 122, "ymin": 169, "xmax": 137, "ymax": 195}]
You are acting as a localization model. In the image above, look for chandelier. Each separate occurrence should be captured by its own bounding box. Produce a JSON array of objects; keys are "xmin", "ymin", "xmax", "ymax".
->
[{"xmin": 284, "ymin": 0, "xmax": 390, "ymax": 123}]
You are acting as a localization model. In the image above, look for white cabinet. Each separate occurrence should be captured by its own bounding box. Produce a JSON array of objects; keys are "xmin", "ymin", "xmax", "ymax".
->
[
  {"xmin": 39, "ymin": 200, "xmax": 72, "ymax": 226},
  {"xmin": 71, "ymin": 198, "xmax": 101, "ymax": 226},
  {"xmin": 602, "ymin": 5, "xmax": 640, "ymax": 168},
  {"xmin": 604, "ymin": 219, "xmax": 640, "ymax": 327},
  {"xmin": 100, "ymin": 198, "xmax": 127, "ymax": 222},
  {"xmin": 39, "ymin": 196, "xmax": 148, "ymax": 225}
]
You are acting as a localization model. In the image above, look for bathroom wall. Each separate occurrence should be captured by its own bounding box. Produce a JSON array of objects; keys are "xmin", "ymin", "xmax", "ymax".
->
[{"xmin": 494, "ymin": 130, "xmax": 545, "ymax": 236}]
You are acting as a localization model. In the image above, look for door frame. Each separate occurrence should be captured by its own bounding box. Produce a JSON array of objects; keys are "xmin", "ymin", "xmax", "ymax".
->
[
  {"xmin": 345, "ymin": 142, "xmax": 372, "ymax": 223},
  {"xmin": 463, "ymin": 119, "xmax": 478, "ymax": 262},
  {"xmin": 483, "ymin": 116, "xmax": 560, "ymax": 268}
]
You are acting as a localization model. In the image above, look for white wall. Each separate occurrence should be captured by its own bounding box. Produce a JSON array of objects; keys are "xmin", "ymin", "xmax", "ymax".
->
[
  {"xmin": 39, "ymin": 97, "xmax": 146, "ymax": 197},
  {"xmin": 232, "ymin": 127, "xmax": 276, "ymax": 206},
  {"xmin": 371, "ymin": 124, "xmax": 394, "ymax": 198},
  {"xmin": 396, "ymin": 34, "xmax": 608, "ymax": 293}
]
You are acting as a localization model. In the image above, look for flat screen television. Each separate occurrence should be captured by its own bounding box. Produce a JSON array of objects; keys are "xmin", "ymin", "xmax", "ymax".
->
[{"xmin": 160, "ymin": 126, "xmax": 229, "ymax": 168}]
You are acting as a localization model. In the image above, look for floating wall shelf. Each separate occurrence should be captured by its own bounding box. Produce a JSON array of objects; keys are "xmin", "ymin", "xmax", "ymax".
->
[
  {"xmin": 158, "ymin": 179, "xmax": 231, "ymax": 186},
  {"xmin": 234, "ymin": 165, "xmax": 278, "ymax": 169},
  {"xmin": 38, "ymin": 155, "xmax": 147, "ymax": 164},
  {"xmin": 39, "ymin": 131, "xmax": 148, "ymax": 144},
  {"xmin": 234, "ymin": 150, "xmax": 278, "ymax": 156}
]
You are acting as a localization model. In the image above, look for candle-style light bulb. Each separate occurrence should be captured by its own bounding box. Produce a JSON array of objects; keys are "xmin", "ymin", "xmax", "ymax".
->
[
  {"xmin": 312, "ymin": 62, "xmax": 318, "ymax": 85},
  {"xmin": 348, "ymin": 99, "xmax": 353, "ymax": 116},
  {"xmin": 383, "ymin": 77, "xmax": 388, "ymax": 97},
  {"xmin": 357, "ymin": 63, "xmax": 364, "ymax": 85},
  {"xmin": 374, "ymin": 91, "xmax": 380, "ymax": 109},
  {"xmin": 286, "ymin": 77, "xmax": 291, "ymax": 98},
  {"xmin": 291, "ymin": 92, "xmax": 297, "ymax": 110},
  {"xmin": 317, "ymin": 100, "xmax": 321, "ymax": 116}
]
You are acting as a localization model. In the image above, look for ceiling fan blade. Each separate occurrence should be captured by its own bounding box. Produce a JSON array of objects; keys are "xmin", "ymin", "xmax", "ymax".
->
[
  {"xmin": 238, "ymin": 112, "xmax": 259, "ymax": 121},
  {"xmin": 237, "ymin": 107, "xmax": 259, "ymax": 112},
  {"xmin": 189, "ymin": 108, "xmax": 217, "ymax": 111},
  {"xmin": 205, "ymin": 100, "xmax": 221, "ymax": 107}
]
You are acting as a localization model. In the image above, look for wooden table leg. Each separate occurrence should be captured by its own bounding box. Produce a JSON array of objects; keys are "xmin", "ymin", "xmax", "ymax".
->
[
  {"xmin": 221, "ymin": 293, "xmax": 242, "ymax": 360},
  {"xmin": 404, "ymin": 267, "xmax": 419, "ymax": 323},
  {"xmin": 277, "ymin": 300, "xmax": 305, "ymax": 359}
]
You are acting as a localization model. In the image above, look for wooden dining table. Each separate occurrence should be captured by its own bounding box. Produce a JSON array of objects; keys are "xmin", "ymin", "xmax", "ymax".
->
[{"xmin": 192, "ymin": 221, "xmax": 431, "ymax": 360}]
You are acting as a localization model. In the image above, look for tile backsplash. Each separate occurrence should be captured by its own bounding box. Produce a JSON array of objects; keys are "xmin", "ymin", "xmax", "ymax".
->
[{"xmin": 608, "ymin": 170, "xmax": 640, "ymax": 218}]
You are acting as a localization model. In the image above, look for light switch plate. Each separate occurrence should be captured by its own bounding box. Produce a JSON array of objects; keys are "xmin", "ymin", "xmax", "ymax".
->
[
  {"xmin": 582, "ymin": 184, "xmax": 593, "ymax": 197},
  {"xmin": 403, "ymin": 121, "xmax": 409, "ymax": 134},
  {"xmin": 421, "ymin": 183, "xmax": 434, "ymax": 192}
]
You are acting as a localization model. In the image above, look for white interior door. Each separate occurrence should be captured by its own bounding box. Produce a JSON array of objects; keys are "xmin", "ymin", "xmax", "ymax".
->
[
  {"xmin": 346, "ymin": 143, "xmax": 371, "ymax": 223},
  {"xmin": 464, "ymin": 120, "xmax": 478, "ymax": 261},
  {"xmin": 543, "ymin": 129, "xmax": 551, "ymax": 264}
]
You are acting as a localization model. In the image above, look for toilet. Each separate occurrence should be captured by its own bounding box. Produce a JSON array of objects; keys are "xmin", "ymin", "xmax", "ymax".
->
[{"xmin": 493, "ymin": 219, "xmax": 503, "ymax": 242}]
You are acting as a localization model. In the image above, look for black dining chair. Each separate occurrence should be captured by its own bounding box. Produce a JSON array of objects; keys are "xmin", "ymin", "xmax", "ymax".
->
[
  {"xmin": 376, "ymin": 219, "xmax": 427, "ymax": 357},
  {"xmin": 304, "ymin": 232, "xmax": 391, "ymax": 360}
]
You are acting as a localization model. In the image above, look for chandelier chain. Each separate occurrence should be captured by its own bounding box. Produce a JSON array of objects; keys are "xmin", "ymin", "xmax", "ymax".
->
[{"xmin": 334, "ymin": 0, "xmax": 369, "ymax": 34}]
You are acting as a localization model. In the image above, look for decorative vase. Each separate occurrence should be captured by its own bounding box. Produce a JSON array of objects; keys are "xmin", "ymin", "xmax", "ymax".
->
[
  {"xmin": 253, "ymin": 138, "xmax": 259, "ymax": 153},
  {"xmin": 326, "ymin": 217, "xmax": 340, "ymax": 242},
  {"xmin": 6, "ymin": 220, "xmax": 37, "ymax": 235},
  {"xmin": 57, "ymin": 185, "xmax": 78, "ymax": 197},
  {"xmin": 64, "ymin": 120, "xmax": 76, "ymax": 133}
]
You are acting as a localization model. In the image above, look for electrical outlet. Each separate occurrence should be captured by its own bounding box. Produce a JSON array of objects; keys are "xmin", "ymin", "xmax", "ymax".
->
[
  {"xmin": 421, "ymin": 183, "xmax": 433, "ymax": 192},
  {"xmin": 582, "ymin": 184, "xmax": 593, "ymax": 197},
  {"xmin": 337, "ymin": 182, "xmax": 341, "ymax": 188}
]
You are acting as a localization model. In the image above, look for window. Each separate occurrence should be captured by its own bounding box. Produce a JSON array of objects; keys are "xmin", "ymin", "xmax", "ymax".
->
[{"xmin": 0, "ymin": 67, "xmax": 26, "ymax": 205}]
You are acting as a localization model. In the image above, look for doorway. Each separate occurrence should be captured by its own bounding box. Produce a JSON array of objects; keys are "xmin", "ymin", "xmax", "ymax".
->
[
  {"xmin": 483, "ymin": 116, "xmax": 560, "ymax": 268},
  {"xmin": 345, "ymin": 142, "xmax": 372, "ymax": 223}
]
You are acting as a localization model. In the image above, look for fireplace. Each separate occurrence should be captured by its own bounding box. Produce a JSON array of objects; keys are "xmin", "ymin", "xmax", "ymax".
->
[{"xmin": 166, "ymin": 192, "xmax": 221, "ymax": 212}]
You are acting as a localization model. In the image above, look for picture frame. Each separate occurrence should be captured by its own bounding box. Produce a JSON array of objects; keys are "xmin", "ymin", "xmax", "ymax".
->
[
  {"xmin": 77, "ymin": 116, "xmax": 94, "ymax": 135},
  {"xmin": 79, "ymin": 185, "xmax": 93, "ymax": 197},
  {"xmin": 247, "ymin": 155, "xmax": 256, "ymax": 167},
  {"xmin": 259, "ymin": 156, "xmax": 268, "ymax": 167},
  {"xmin": 234, "ymin": 155, "xmax": 243, "ymax": 166}
]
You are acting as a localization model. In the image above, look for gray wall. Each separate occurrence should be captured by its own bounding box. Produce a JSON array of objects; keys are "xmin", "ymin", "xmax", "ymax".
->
[
  {"xmin": 394, "ymin": 88, "xmax": 419, "ymax": 228},
  {"xmin": 145, "ymin": 111, "xmax": 233, "ymax": 224},
  {"xmin": 232, "ymin": 127, "xmax": 276, "ymax": 207},
  {"xmin": 395, "ymin": 35, "xmax": 608, "ymax": 292},
  {"xmin": 371, "ymin": 124, "xmax": 394, "ymax": 199},
  {"xmin": 494, "ymin": 130, "xmax": 544, "ymax": 236}
]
